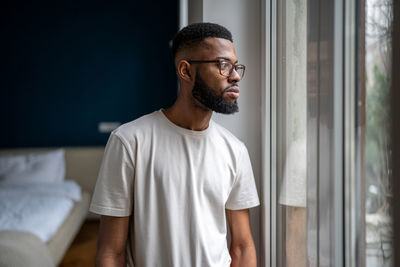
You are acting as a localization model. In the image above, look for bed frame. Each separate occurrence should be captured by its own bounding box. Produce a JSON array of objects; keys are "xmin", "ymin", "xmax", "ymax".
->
[{"xmin": 0, "ymin": 147, "xmax": 104, "ymax": 266}]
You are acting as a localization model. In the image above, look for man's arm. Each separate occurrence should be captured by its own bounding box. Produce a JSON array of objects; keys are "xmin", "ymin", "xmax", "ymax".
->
[
  {"xmin": 95, "ymin": 215, "xmax": 130, "ymax": 267},
  {"xmin": 226, "ymin": 208, "xmax": 257, "ymax": 267}
]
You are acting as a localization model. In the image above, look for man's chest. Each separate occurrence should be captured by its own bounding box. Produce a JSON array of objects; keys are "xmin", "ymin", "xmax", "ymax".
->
[{"xmin": 133, "ymin": 136, "xmax": 237, "ymax": 203}]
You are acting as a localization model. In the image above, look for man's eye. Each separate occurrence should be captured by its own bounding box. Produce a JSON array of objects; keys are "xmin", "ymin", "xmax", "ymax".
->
[{"xmin": 220, "ymin": 62, "xmax": 230, "ymax": 69}]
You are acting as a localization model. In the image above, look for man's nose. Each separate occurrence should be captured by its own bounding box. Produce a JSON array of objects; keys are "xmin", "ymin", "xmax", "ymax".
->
[{"xmin": 228, "ymin": 68, "xmax": 241, "ymax": 83}]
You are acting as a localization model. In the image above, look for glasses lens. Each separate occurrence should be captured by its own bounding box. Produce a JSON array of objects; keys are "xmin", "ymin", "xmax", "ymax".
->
[
  {"xmin": 219, "ymin": 61, "xmax": 232, "ymax": 77},
  {"xmin": 236, "ymin": 66, "xmax": 245, "ymax": 79},
  {"xmin": 219, "ymin": 61, "xmax": 245, "ymax": 79}
]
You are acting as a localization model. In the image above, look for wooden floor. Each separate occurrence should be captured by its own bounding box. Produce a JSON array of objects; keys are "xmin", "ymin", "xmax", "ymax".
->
[{"xmin": 59, "ymin": 220, "xmax": 99, "ymax": 267}]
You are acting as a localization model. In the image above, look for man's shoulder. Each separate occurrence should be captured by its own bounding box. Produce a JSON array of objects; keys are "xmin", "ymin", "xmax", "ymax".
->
[
  {"xmin": 111, "ymin": 110, "xmax": 161, "ymax": 140},
  {"xmin": 211, "ymin": 120, "xmax": 245, "ymax": 149}
]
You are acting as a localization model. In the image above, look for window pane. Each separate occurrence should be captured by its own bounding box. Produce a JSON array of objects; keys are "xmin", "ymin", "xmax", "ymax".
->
[
  {"xmin": 276, "ymin": 0, "xmax": 307, "ymax": 266},
  {"xmin": 364, "ymin": 0, "xmax": 393, "ymax": 266}
]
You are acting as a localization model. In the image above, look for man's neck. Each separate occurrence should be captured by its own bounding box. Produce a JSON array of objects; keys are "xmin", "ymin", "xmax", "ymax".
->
[{"xmin": 163, "ymin": 99, "xmax": 213, "ymax": 131}]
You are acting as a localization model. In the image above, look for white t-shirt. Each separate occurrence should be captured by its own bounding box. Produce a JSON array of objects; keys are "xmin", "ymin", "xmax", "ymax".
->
[{"xmin": 90, "ymin": 110, "xmax": 260, "ymax": 267}]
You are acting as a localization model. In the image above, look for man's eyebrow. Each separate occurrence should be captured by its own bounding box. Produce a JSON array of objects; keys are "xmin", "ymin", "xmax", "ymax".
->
[{"xmin": 216, "ymin": 56, "xmax": 238, "ymax": 64}]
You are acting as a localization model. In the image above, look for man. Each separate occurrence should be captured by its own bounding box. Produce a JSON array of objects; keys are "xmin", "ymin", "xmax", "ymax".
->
[{"xmin": 90, "ymin": 22, "xmax": 260, "ymax": 267}]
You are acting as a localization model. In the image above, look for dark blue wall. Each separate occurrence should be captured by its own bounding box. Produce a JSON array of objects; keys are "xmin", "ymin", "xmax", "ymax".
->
[{"xmin": 0, "ymin": 3, "xmax": 178, "ymax": 147}]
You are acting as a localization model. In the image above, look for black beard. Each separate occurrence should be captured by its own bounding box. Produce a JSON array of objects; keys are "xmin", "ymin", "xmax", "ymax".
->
[{"xmin": 191, "ymin": 73, "xmax": 239, "ymax": 114}]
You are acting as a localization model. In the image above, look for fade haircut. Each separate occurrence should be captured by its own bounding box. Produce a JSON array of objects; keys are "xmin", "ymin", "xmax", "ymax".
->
[{"xmin": 171, "ymin": 22, "xmax": 233, "ymax": 60}]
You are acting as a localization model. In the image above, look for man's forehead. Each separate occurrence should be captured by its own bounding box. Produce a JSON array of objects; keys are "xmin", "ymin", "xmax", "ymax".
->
[
  {"xmin": 195, "ymin": 37, "xmax": 237, "ymax": 61},
  {"xmin": 174, "ymin": 37, "xmax": 237, "ymax": 65}
]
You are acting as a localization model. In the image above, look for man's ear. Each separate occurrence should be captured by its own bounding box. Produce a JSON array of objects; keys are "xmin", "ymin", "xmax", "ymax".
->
[{"xmin": 177, "ymin": 60, "xmax": 193, "ymax": 81}]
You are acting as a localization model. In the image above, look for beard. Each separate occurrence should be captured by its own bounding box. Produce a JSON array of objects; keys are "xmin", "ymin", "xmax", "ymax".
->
[{"xmin": 191, "ymin": 72, "xmax": 239, "ymax": 114}]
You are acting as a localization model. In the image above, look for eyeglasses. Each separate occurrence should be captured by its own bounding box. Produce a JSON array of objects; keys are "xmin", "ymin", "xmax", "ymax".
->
[{"xmin": 187, "ymin": 59, "xmax": 245, "ymax": 79}]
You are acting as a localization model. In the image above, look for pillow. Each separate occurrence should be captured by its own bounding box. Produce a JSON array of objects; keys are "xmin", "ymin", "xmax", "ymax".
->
[
  {"xmin": 0, "ymin": 149, "xmax": 66, "ymax": 186},
  {"xmin": 0, "ymin": 154, "xmax": 26, "ymax": 177}
]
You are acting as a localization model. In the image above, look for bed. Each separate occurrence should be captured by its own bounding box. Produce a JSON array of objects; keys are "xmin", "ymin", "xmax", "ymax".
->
[{"xmin": 0, "ymin": 147, "xmax": 103, "ymax": 267}]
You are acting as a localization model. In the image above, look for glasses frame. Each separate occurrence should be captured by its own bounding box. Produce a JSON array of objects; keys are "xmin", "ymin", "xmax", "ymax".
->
[{"xmin": 187, "ymin": 59, "xmax": 246, "ymax": 79}]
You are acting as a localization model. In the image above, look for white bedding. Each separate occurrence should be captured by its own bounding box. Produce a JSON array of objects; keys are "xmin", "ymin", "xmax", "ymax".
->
[{"xmin": 0, "ymin": 180, "xmax": 82, "ymax": 243}]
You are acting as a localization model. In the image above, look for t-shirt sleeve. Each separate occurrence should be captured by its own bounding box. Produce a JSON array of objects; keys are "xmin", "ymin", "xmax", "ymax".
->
[
  {"xmin": 89, "ymin": 132, "xmax": 135, "ymax": 217},
  {"xmin": 225, "ymin": 144, "xmax": 260, "ymax": 210}
]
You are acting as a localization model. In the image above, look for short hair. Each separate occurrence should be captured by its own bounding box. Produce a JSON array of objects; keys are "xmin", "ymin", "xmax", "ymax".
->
[{"xmin": 171, "ymin": 22, "xmax": 233, "ymax": 60}]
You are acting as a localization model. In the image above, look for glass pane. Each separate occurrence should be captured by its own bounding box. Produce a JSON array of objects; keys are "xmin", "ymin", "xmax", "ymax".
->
[
  {"xmin": 364, "ymin": 0, "xmax": 393, "ymax": 266},
  {"xmin": 276, "ymin": 0, "xmax": 308, "ymax": 266}
]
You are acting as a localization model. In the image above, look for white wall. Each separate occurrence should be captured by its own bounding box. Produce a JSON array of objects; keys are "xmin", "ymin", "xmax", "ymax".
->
[{"xmin": 184, "ymin": 0, "xmax": 264, "ymax": 263}]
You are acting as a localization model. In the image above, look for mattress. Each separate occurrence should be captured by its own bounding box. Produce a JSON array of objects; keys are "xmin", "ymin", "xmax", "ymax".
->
[{"xmin": 0, "ymin": 180, "xmax": 82, "ymax": 243}]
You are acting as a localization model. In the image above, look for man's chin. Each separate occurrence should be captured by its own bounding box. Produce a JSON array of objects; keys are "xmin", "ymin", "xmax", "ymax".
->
[{"xmin": 212, "ymin": 101, "xmax": 239, "ymax": 114}]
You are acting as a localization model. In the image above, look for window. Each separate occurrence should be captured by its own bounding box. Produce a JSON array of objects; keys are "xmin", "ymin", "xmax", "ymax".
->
[
  {"xmin": 274, "ymin": 0, "xmax": 307, "ymax": 266},
  {"xmin": 363, "ymin": 0, "xmax": 393, "ymax": 265},
  {"xmin": 267, "ymin": 0, "xmax": 396, "ymax": 266}
]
